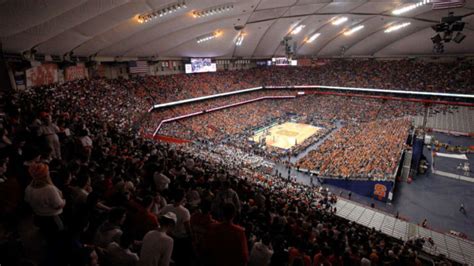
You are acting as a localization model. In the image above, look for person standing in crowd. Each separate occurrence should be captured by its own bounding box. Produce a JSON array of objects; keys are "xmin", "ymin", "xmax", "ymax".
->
[
  {"xmin": 24, "ymin": 162, "xmax": 66, "ymax": 234},
  {"xmin": 139, "ymin": 212, "xmax": 177, "ymax": 266},
  {"xmin": 127, "ymin": 195, "xmax": 159, "ymax": 240},
  {"xmin": 190, "ymin": 200, "xmax": 216, "ymax": 262},
  {"xmin": 78, "ymin": 129, "xmax": 93, "ymax": 163},
  {"xmin": 215, "ymin": 180, "xmax": 241, "ymax": 218},
  {"xmin": 95, "ymin": 207, "xmax": 127, "ymax": 248},
  {"xmin": 37, "ymin": 114, "xmax": 61, "ymax": 160},
  {"xmin": 153, "ymin": 169, "xmax": 170, "ymax": 192},
  {"xmin": 205, "ymin": 203, "xmax": 249, "ymax": 266},
  {"xmin": 104, "ymin": 233, "xmax": 139, "ymax": 266},
  {"xmin": 23, "ymin": 162, "xmax": 66, "ymax": 265},
  {"xmin": 70, "ymin": 173, "xmax": 92, "ymax": 207},
  {"xmin": 0, "ymin": 155, "xmax": 8, "ymax": 183},
  {"xmin": 159, "ymin": 189, "xmax": 192, "ymax": 265},
  {"xmin": 249, "ymin": 235, "xmax": 273, "ymax": 266},
  {"xmin": 421, "ymin": 218, "xmax": 428, "ymax": 228}
]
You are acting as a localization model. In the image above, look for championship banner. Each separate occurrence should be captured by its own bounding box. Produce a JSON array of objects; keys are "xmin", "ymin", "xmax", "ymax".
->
[
  {"xmin": 25, "ymin": 63, "xmax": 58, "ymax": 87},
  {"xmin": 298, "ymin": 58, "xmax": 312, "ymax": 67},
  {"xmin": 315, "ymin": 59, "xmax": 329, "ymax": 67},
  {"xmin": 65, "ymin": 64, "xmax": 87, "ymax": 81},
  {"xmin": 91, "ymin": 64, "xmax": 106, "ymax": 78}
]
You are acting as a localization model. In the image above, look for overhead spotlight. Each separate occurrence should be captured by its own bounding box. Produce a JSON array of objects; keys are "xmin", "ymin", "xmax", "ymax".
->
[
  {"xmin": 332, "ymin": 17, "xmax": 348, "ymax": 26},
  {"xmin": 291, "ymin": 25, "xmax": 306, "ymax": 35},
  {"xmin": 443, "ymin": 31, "xmax": 453, "ymax": 42},
  {"xmin": 431, "ymin": 34, "xmax": 442, "ymax": 44},
  {"xmin": 453, "ymin": 32, "xmax": 466, "ymax": 43},
  {"xmin": 392, "ymin": 4, "xmax": 417, "ymax": 15},
  {"xmin": 384, "ymin": 22, "xmax": 411, "ymax": 33},
  {"xmin": 392, "ymin": 0, "xmax": 431, "ymax": 15},
  {"xmin": 344, "ymin": 25, "xmax": 364, "ymax": 36},
  {"xmin": 137, "ymin": 1, "xmax": 187, "ymax": 23},
  {"xmin": 433, "ymin": 42, "xmax": 444, "ymax": 54},
  {"xmin": 430, "ymin": 12, "xmax": 466, "ymax": 47},
  {"xmin": 235, "ymin": 32, "xmax": 245, "ymax": 46},
  {"xmin": 193, "ymin": 4, "xmax": 234, "ymax": 18},
  {"xmin": 306, "ymin": 33, "xmax": 321, "ymax": 43},
  {"xmin": 431, "ymin": 23, "xmax": 448, "ymax": 32},
  {"xmin": 196, "ymin": 31, "xmax": 221, "ymax": 43},
  {"xmin": 450, "ymin": 21, "xmax": 465, "ymax": 32}
]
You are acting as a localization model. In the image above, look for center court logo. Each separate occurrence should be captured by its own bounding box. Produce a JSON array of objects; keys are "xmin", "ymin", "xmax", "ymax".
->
[{"xmin": 374, "ymin": 184, "xmax": 387, "ymax": 200}]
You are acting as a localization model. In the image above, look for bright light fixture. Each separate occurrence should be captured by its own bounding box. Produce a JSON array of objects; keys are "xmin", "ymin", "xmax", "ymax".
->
[
  {"xmin": 384, "ymin": 22, "xmax": 411, "ymax": 33},
  {"xmin": 235, "ymin": 33, "xmax": 245, "ymax": 46},
  {"xmin": 392, "ymin": 0, "xmax": 431, "ymax": 15},
  {"xmin": 332, "ymin": 17, "xmax": 348, "ymax": 26},
  {"xmin": 344, "ymin": 25, "xmax": 364, "ymax": 36},
  {"xmin": 193, "ymin": 4, "xmax": 233, "ymax": 18},
  {"xmin": 306, "ymin": 33, "xmax": 321, "ymax": 43},
  {"xmin": 138, "ymin": 1, "xmax": 187, "ymax": 23},
  {"xmin": 291, "ymin": 25, "xmax": 306, "ymax": 35},
  {"xmin": 196, "ymin": 31, "xmax": 221, "ymax": 43}
]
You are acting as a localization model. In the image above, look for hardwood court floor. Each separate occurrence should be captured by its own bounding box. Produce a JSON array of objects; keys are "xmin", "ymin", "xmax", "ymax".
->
[{"xmin": 251, "ymin": 122, "xmax": 322, "ymax": 150}]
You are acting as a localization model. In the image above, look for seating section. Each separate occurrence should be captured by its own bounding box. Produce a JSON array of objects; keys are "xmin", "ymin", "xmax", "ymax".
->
[{"xmin": 0, "ymin": 61, "xmax": 469, "ymax": 266}]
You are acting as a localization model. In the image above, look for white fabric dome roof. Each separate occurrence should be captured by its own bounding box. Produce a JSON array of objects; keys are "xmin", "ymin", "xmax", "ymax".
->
[{"xmin": 1, "ymin": 0, "xmax": 473, "ymax": 58}]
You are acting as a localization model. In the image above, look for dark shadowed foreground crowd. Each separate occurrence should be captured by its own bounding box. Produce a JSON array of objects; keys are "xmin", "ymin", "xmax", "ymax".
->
[{"xmin": 0, "ymin": 62, "xmax": 463, "ymax": 266}]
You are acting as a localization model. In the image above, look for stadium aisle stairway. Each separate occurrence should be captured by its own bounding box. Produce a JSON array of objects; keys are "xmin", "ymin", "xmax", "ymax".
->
[{"xmin": 334, "ymin": 198, "xmax": 474, "ymax": 265}]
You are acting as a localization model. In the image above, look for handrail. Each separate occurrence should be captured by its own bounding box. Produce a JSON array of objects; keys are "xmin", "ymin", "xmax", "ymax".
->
[{"xmin": 148, "ymin": 85, "xmax": 474, "ymax": 112}]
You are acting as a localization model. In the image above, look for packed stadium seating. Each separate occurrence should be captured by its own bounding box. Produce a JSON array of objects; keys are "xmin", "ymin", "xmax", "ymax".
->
[{"xmin": 0, "ymin": 61, "xmax": 467, "ymax": 266}]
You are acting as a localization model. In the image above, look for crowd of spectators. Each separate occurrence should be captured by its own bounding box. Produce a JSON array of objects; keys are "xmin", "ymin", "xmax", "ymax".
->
[
  {"xmin": 0, "ymin": 85, "xmax": 455, "ymax": 265},
  {"xmin": 297, "ymin": 119, "xmax": 411, "ymax": 180},
  {"xmin": 15, "ymin": 73, "xmax": 433, "ymax": 182},
  {"xmin": 152, "ymin": 94, "xmax": 423, "ymax": 139},
  {"xmin": 18, "ymin": 78, "xmax": 150, "ymax": 132},
  {"xmin": 151, "ymin": 94, "xmax": 427, "ymax": 170},
  {"xmin": 0, "ymin": 60, "xmax": 467, "ymax": 265},
  {"xmin": 139, "ymin": 60, "xmax": 473, "ymax": 104}
]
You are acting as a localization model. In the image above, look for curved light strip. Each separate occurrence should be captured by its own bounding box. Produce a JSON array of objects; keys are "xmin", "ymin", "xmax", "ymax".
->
[
  {"xmin": 332, "ymin": 17, "xmax": 348, "ymax": 26},
  {"xmin": 392, "ymin": 0, "xmax": 431, "ymax": 15},
  {"xmin": 291, "ymin": 25, "xmax": 306, "ymax": 35},
  {"xmin": 385, "ymin": 22, "xmax": 411, "ymax": 33},
  {"xmin": 306, "ymin": 33, "xmax": 321, "ymax": 43},
  {"xmin": 344, "ymin": 25, "xmax": 364, "ymax": 36},
  {"xmin": 197, "ymin": 31, "xmax": 221, "ymax": 43}
]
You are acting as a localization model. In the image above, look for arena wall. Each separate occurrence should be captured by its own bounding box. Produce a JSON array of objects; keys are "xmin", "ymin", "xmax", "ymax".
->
[{"xmin": 323, "ymin": 179, "xmax": 395, "ymax": 202}]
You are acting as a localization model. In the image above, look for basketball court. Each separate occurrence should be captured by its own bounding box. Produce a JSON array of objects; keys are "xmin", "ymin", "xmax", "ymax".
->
[{"xmin": 250, "ymin": 122, "xmax": 322, "ymax": 150}]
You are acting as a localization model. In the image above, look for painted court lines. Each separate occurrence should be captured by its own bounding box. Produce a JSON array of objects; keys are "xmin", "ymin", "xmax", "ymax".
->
[{"xmin": 251, "ymin": 122, "xmax": 322, "ymax": 150}]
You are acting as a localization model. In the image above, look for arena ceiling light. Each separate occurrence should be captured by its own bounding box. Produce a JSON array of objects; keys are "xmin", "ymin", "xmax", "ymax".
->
[
  {"xmin": 196, "ymin": 31, "xmax": 221, "ymax": 44},
  {"xmin": 193, "ymin": 4, "xmax": 233, "ymax": 18},
  {"xmin": 138, "ymin": 1, "xmax": 187, "ymax": 23},
  {"xmin": 384, "ymin": 22, "xmax": 411, "ymax": 33},
  {"xmin": 291, "ymin": 25, "xmax": 306, "ymax": 35},
  {"xmin": 331, "ymin": 17, "xmax": 348, "ymax": 26},
  {"xmin": 235, "ymin": 32, "xmax": 245, "ymax": 46},
  {"xmin": 392, "ymin": 0, "xmax": 431, "ymax": 15},
  {"xmin": 453, "ymin": 32, "xmax": 466, "ymax": 43},
  {"xmin": 344, "ymin": 25, "xmax": 364, "ymax": 36},
  {"xmin": 306, "ymin": 33, "xmax": 321, "ymax": 43}
]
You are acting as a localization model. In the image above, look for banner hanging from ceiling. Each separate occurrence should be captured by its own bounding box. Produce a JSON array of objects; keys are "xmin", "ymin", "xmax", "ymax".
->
[
  {"xmin": 25, "ymin": 63, "xmax": 58, "ymax": 87},
  {"xmin": 65, "ymin": 64, "xmax": 88, "ymax": 81}
]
